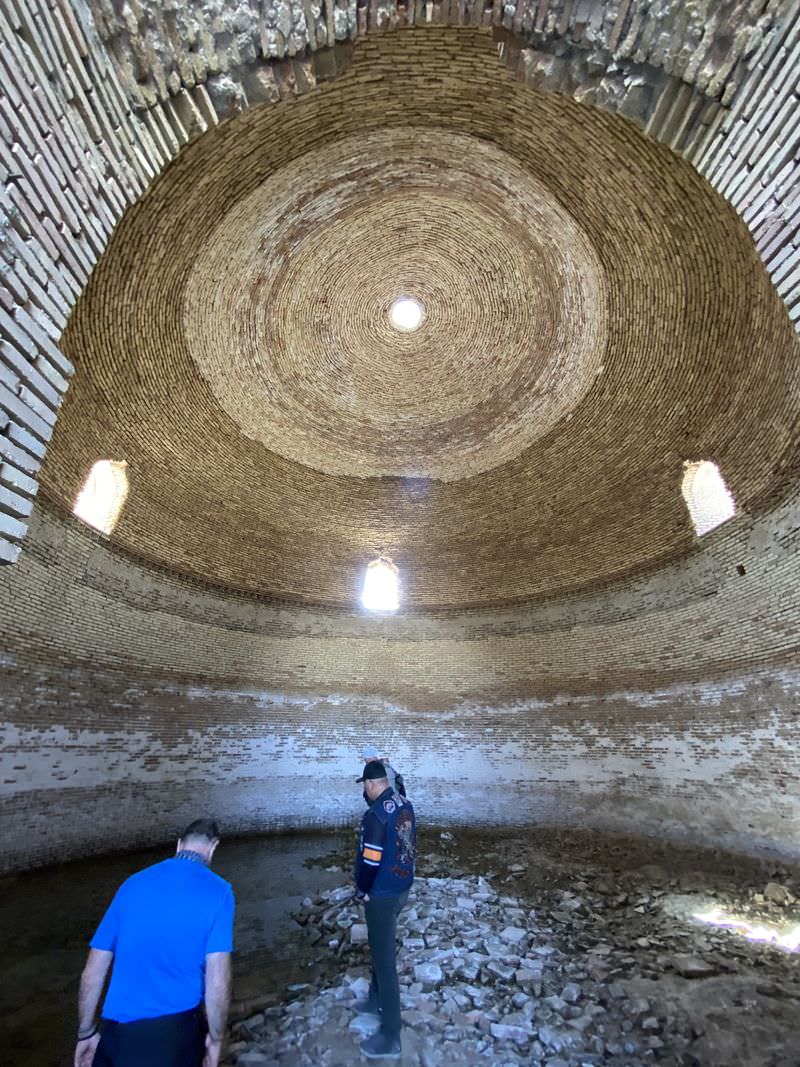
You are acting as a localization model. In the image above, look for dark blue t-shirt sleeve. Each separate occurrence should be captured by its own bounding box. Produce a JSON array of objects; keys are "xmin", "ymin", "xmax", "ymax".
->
[
  {"xmin": 90, "ymin": 886, "xmax": 124, "ymax": 952},
  {"xmin": 206, "ymin": 886, "xmax": 235, "ymax": 953}
]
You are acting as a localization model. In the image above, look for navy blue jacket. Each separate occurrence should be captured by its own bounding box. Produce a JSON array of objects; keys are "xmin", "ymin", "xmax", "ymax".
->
[{"xmin": 355, "ymin": 787, "xmax": 416, "ymax": 898}]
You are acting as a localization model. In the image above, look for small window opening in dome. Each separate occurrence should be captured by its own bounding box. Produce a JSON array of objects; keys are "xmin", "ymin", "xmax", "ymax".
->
[
  {"xmin": 681, "ymin": 460, "xmax": 736, "ymax": 537},
  {"xmin": 389, "ymin": 297, "xmax": 423, "ymax": 332},
  {"xmin": 361, "ymin": 557, "xmax": 400, "ymax": 612},
  {"xmin": 73, "ymin": 460, "xmax": 129, "ymax": 535}
]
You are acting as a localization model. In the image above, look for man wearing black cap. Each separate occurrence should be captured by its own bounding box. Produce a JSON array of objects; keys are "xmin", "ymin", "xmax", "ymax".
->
[{"xmin": 353, "ymin": 760, "xmax": 416, "ymax": 1061}]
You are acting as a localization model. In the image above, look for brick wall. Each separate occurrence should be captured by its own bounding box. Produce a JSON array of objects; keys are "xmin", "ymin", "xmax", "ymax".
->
[
  {"xmin": 1, "ymin": 496, "xmax": 798, "ymax": 872},
  {"xmin": 2, "ymin": 4, "xmax": 800, "ymax": 873},
  {"xmin": 2, "ymin": 7, "xmax": 800, "ymax": 564}
]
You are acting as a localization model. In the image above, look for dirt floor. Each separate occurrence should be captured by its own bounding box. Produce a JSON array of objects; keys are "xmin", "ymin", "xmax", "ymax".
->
[{"xmin": 1, "ymin": 826, "xmax": 799, "ymax": 1066}]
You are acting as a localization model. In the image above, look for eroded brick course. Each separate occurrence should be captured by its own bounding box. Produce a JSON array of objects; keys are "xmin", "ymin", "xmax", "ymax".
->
[{"xmin": 1, "ymin": 500, "xmax": 798, "ymax": 872}]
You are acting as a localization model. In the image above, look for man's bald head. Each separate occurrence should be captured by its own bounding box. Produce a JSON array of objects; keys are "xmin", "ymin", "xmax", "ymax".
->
[{"xmin": 365, "ymin": 776, "xmax": 389, "ymax": 801}]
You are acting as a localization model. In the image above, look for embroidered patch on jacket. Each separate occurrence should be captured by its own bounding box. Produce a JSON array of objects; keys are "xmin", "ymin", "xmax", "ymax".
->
[
  {"xmin": 383, "ymin": 800, "xmax": 396, "ymax": 814},
  {"xmin": 394, "ymin": 808, "xmax": 416, "ymax": 874}
]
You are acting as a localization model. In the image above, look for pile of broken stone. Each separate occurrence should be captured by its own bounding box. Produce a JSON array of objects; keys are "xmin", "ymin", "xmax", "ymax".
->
[{"xmin": 221, "ymin": 864, "xmax": 800, "ymax": 1067}]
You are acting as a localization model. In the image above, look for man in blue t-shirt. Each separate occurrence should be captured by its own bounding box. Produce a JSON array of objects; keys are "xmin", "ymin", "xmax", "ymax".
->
[{"xmin": 73, "ymin": 818, "xmax": 235, "ymax": 1067}]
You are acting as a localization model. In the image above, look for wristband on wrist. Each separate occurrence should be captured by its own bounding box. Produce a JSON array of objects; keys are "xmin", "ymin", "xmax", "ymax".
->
[{"xmin": 77, "ymin": 1026, "xmax": 98, "ymax": 1041}]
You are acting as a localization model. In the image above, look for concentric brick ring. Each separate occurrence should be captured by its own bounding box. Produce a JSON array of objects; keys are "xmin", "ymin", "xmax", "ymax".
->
[
  {"xmin": 46, "ymin": 29, "xmax": 798, "ymax": 608},
  {"xmin": 185, "ymin": 129, "xmax": 606, "ymax": 480}
]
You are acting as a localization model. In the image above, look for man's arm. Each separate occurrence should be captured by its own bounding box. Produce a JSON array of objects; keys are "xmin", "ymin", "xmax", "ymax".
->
[
  {"xmin": 356, "ymin": 811, "xmax": 386, "ymax": 896},
  {"xmin": 78, "ymin": 948, "xmax": 113, "ymax": 1034},
  {"xmin": 203, "ymin": 951, "xmax": 231, "ymax": 1066},
  {"xmin": 74, "ymin": 948, "xmax": 112, "ymax": 1067}
]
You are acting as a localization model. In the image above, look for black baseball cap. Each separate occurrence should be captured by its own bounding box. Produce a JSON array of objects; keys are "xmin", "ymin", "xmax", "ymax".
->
[{"xmin": 357, "ymin": 760, "xmax": 387, "ymax": 782}]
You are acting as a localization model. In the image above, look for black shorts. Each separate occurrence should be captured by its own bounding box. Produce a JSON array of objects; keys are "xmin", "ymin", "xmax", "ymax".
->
[{"xmin": 93, "ymin": 1007, "xmax": 205, "ymax": 1067}]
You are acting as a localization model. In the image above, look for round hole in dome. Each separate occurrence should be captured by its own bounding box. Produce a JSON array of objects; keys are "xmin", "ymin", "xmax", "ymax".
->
[{"xmin": 389, "ymin": 297, "xmax": 424, "ymax": 332}]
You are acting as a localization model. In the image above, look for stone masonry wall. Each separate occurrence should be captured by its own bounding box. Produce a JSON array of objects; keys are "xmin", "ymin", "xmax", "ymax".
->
[{"xmin": 1, "ymin": 496, "xmax": 798, "ymax": 873}]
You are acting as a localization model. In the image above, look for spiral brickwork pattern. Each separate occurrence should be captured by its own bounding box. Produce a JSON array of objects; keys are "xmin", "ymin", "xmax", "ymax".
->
[
  {"xmin": 186, "ymin": 128, "xmax": 605, "ymax": 480},
  {"xmin": 43, "ymin": 29, "xmax": 799, "ymax": 608}
]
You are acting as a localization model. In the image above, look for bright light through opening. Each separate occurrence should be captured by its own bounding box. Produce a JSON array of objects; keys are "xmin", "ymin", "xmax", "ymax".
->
[
  {"xmin": 361, "ymin": 558, "xmax": 400, "ymax": 612},
  {"xmin": 694, "ymin": 907, "xmax": 800, "ymax": 952},
  {"xmin": 681, "ymin": 460, "xmax": 736, "ymax": 536},
  {"xmin": 389, "ymin": 297, "xmax": 423, "ymax": 332},
  {"xmin": 73, "ymin": 459, "xmax": 129, "ymax": 535}
]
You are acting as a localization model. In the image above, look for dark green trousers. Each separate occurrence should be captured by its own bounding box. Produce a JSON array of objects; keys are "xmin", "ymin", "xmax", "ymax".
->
[{"xmin": 364, "ymin": 890, "xmax": 409, "ymax": 1039}]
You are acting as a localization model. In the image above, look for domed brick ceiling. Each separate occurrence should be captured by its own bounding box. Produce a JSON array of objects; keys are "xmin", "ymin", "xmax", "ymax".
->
[
  {"xmin": 43, "ymin": 28, "xmax": 799, "ymax": 609},
  {"xmin": 185, "ymin": 128, "xmax": 605, "ymax": 480}
]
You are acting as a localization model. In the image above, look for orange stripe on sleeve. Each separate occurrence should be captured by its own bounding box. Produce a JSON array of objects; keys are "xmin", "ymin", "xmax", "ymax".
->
[{"xmin": 363, "ymin": 847, "xmax": 382, "ymax": 862}]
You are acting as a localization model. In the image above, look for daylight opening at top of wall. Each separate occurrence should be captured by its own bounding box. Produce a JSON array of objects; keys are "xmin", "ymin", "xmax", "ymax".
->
[
  {"xmin": 73, "ymin": 459, "xmax": 129, "ymax": 535},
  {"xmin": 681, "ymin": 460, "xmax": 735, "ymax": 536},
  {"xmin": 361, "ymin": 557, "xmax": 400, "ymax": 612}
]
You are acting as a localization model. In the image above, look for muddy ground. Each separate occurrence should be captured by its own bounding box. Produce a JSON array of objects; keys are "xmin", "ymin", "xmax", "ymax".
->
[{"xmin": 1, "ymin": 827, "xmax": 799, "ymax": 1066}]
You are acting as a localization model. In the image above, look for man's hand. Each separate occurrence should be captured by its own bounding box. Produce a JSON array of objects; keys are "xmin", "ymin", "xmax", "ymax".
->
[
  {"xmin": 204, "ymin": 951, "xmax": 230, "ymax": 1067},
  {"xmin": 203, "ymin": 1033, "xmax": 223, "ymax": 1067},
  {"xmin": 74, "ymin": 947, "xmax": 112, "ymax": 1067},
  {"xmin": 74, "ymin": 1033, "xmax": 100, "ymax": 1067},
  {"xmin": 76, "ymin": 949, "xmax": 112, "ymax": 1052}
]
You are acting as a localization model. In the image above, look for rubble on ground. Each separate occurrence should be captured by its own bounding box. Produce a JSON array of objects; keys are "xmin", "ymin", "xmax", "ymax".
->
[{"xmin": 223, "ymin": 845, "xmax": 800, "ymax": 1067}]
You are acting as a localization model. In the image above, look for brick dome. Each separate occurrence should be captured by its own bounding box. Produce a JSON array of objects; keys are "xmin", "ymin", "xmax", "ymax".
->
[
  {"xmin": 43, "ymin": 29, "xmax": 798, "ymax": 609},
  {"xmin": 185, "ymin": 127, "xmax": 606, "ymax": 481}
]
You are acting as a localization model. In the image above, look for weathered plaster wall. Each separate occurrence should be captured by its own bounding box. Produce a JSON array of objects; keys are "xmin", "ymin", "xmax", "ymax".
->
[{"xmin": 1, "ymin": 496, "xmax": 798, "ymax": 872}]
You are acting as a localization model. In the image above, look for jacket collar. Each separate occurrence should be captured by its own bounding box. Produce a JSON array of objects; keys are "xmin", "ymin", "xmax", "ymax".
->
[{"xmin": 369, "ymin": 786, "xmax": 395, "ymax": 812}]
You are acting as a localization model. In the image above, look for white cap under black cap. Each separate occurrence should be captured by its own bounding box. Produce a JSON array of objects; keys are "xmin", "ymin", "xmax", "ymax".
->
[{"xmin": 361, "ymin": 744, "xmax": 381, "ymax": 760}]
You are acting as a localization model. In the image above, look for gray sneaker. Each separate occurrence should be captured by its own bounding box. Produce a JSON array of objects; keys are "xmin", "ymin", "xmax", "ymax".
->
[{"xmin": 360, "ymin": 1032, "xmax": 401, "ymax": 1060}]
